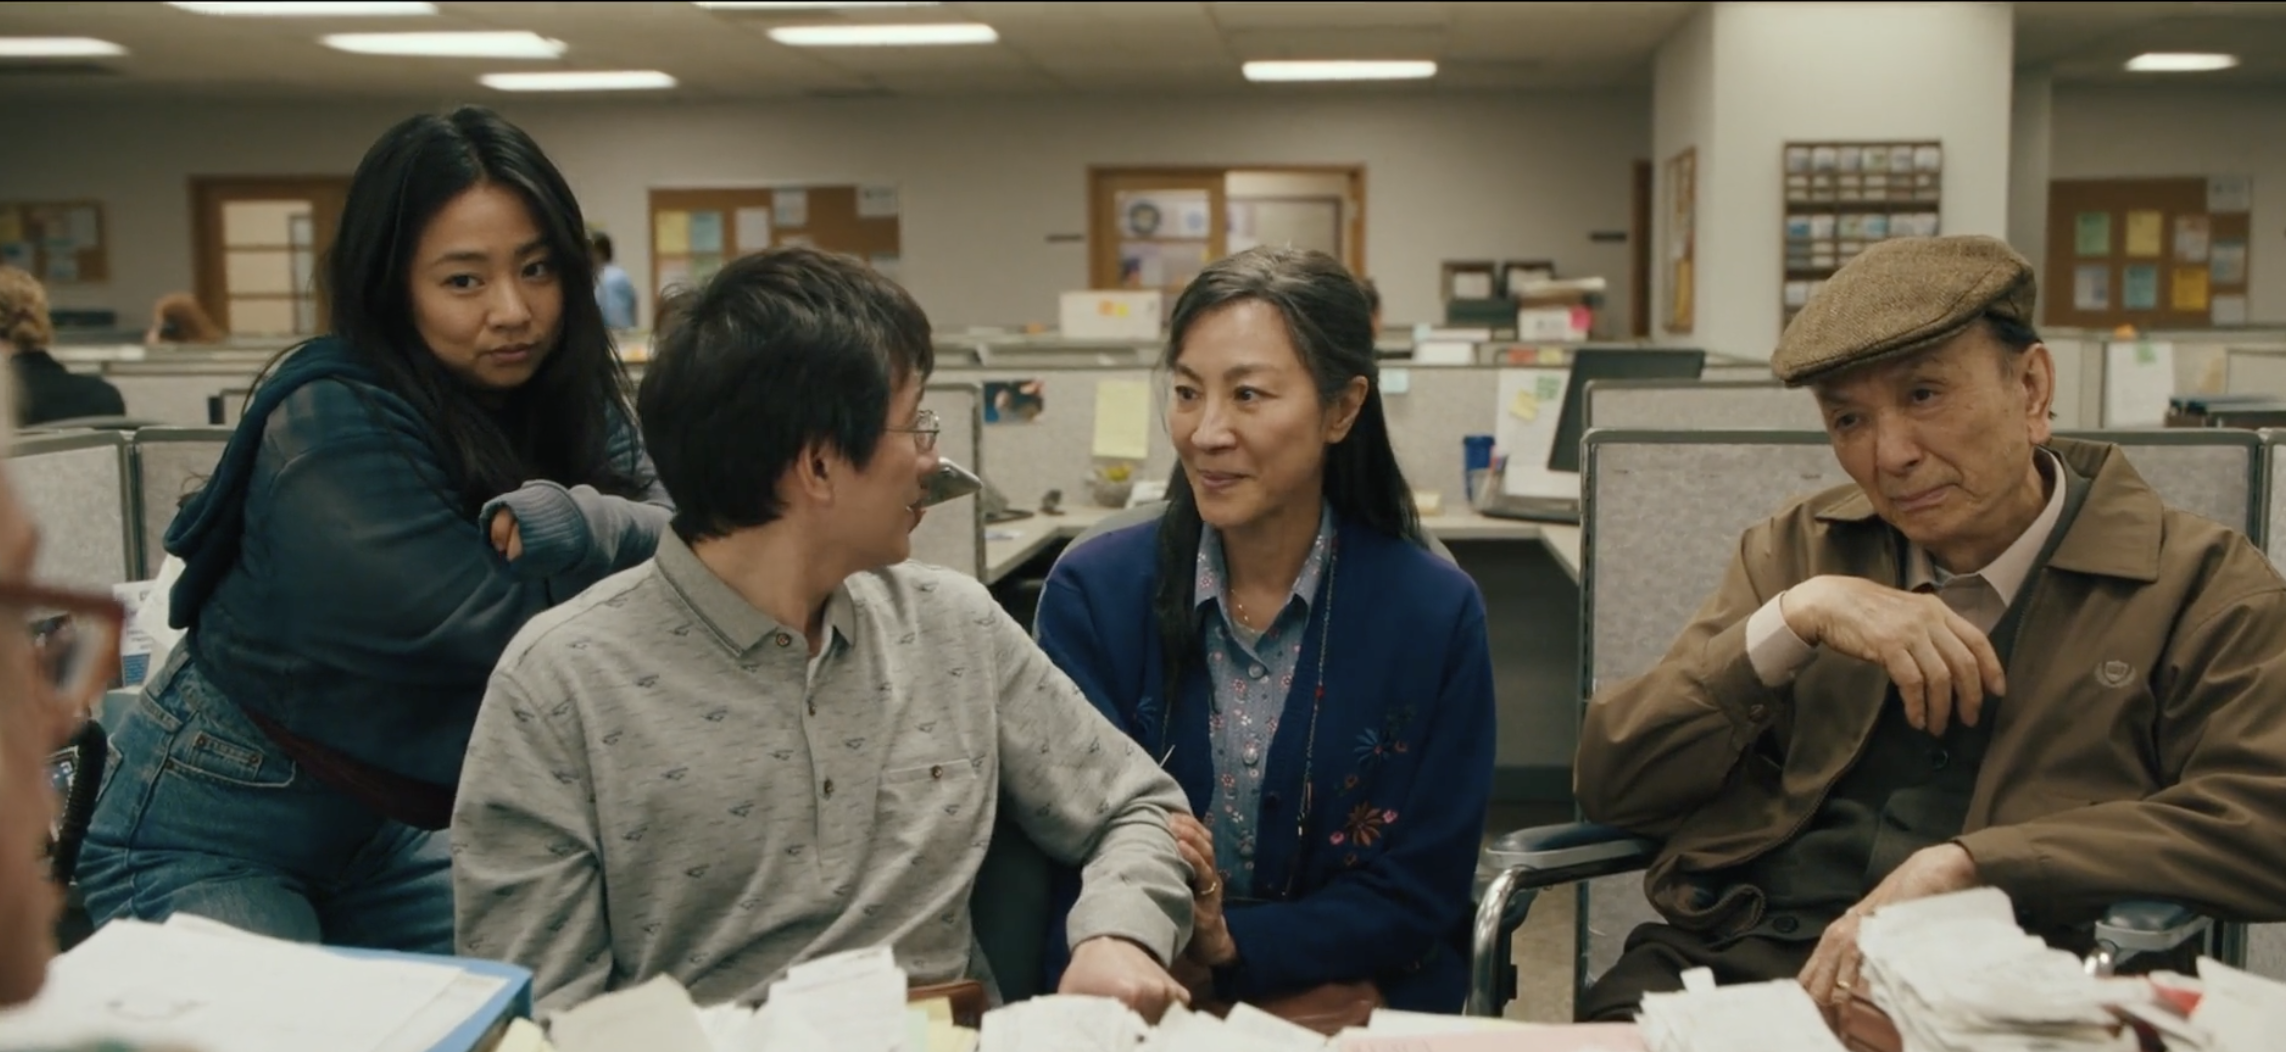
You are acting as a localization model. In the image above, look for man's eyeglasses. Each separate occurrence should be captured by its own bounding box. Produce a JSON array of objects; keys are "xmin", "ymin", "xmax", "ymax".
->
[
  {"xmin": 887, "ymin": 408, "xmax": 941, "ymax": 453},
  {"xmin": 6, "ymin": 581, "xmax": 127, "ymax": 722}
]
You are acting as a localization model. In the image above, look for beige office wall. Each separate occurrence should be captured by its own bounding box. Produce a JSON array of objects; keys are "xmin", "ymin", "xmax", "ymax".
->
[
  {"xmin": 1, "ymin": 91, "xmax": 1649, "ymax": 335},
  {"xmin": 2050, "ymin": 83, "xmax": 2286, "ymax": 325}
]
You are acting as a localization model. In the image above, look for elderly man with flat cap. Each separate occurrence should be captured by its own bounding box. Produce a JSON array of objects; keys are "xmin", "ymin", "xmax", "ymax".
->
[{"xmin": 1571, "ymin": 234, "xmax": 2286, "ymax": 1021}]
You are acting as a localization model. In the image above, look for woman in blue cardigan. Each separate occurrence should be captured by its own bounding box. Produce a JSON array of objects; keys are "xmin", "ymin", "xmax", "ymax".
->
[
  {"xmin": 77, "ymin": 106, "xmax": 671, "ymax": 954},
  {"xmin": 1034, "ymin": 246, "xmax": 1496, "ymax": 1015}
]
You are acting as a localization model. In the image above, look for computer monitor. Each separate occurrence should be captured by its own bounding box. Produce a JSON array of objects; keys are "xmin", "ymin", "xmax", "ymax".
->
[{"xmin": 1545, "ymin": 347, "xmax": 1708, "ymax": 473}]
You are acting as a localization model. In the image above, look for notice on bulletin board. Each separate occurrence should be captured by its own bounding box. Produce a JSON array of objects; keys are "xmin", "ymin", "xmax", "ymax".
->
[
  {"xmin": 774, "ymin": 189, "xmax": 809, "ymax": 229},
  {"xmin": 2124, "ymin": 211, "xmax": 2163, "ymax": 258},
  {"xmin": 857, "ymin": 185, "xmax": 899, "ymax": 218},
  {"xmin": 2174, "ymin": 215, "xmax": 2210, "ymax": 264},
  {"xmin": 2173, "ymin": 267, "xmax": 2210, "ymax": 311},
  {"xmin": 2075, "ymin": 212, "xmax": 2110, "ymax": 257},
  {"xmin": 687, "ymin": 211, "xmax": 723, "ymax": 255},
  {"xmin": 735, "ymin": 208, "xmax": 772, "ymax": 256},
  {"xmin": 656, "ymin": 211, "xmax": 691, "ymax": 255},
  {"xmin": 1494, "ymin": 368, "xmax": 1576, "ymax": 497}
]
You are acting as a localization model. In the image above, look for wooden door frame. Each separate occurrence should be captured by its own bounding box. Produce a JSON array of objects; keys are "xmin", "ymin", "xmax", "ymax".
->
[
  {"xmin": 1087, "ymin": 164, "xmax": 1368, "ymax": 288},
  {"xmin": 1631, "ymin": 159, "xmax": 1653, "ymax": 338},
  {"xmin": 188, "ymin": 175, "xmax": 350, "ymax": 334}
]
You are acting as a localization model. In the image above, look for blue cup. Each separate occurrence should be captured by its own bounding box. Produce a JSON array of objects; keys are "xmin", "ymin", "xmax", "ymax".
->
[{"xmin": 1463, "ymin": 435, "xmax": 1495, "ymax": 500}]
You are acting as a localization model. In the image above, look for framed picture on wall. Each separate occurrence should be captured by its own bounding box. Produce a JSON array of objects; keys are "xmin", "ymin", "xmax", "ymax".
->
[{"xmin": 1664, "ymin": 147, "xmax": 1696, "ymax": 334}]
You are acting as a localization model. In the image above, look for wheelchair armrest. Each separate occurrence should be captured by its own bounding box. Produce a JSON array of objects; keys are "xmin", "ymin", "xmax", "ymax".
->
[
  {"xmin": 2095, "ymin": 899, "xmax": 2212, "ymax": 957},
  {"xmin": 1480, "ymin": 821, "xmax": 1661, "ymax": 886}
]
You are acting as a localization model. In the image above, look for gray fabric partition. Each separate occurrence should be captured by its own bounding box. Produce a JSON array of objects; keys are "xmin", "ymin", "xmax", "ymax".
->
[
  {"xmin": 2059, "ymin": 429, "xmax": 2261, "ymax": 542},
  {"xmin": 1583, "ymin": 380, "xmax": 1826, "ymax": 432},
  {"xmin": 911, "ymin": 383, "xmax": 985, "ymax": 578},
  {"xmin": 1577, "ymin": 431, "xmax": 1857, "ymax": 991},
  {"xmin": 9, "ymin": 432, "xmax": 136, "ymax": 591},
  {"xmin": 132, "ymin": 428, "xmax": 231, "ymax": 579}
]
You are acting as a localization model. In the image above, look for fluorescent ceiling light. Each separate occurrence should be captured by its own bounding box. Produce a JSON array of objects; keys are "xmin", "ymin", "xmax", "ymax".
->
[
  {"xmin": 0, "ymin": 37, "xmax": 126, "ymax": 57},
  {"xmin": 480, "ymin": 70, "xmax": 677, "ymax": 92},
  {"xmin": 768, "ymin": 22, "xmax": 997, "ymax": 46},
  {"xmin": 169, "ymin": 2, "xmax": 438, "ymax": 14},
  {"xmin": 323, "ymin": 31, "xmax": 566, "ymax": 58},
  {"xmin": 1244, "ymin": 60, "xmax": 1437, "ymax": 82},
  {"xmin": 695, "ymin": 2, "xmax": 940, "ymax": 8},
  {"xmin": 2125, "ymin": 52, "xmax": 2238, "ymax": 72}
]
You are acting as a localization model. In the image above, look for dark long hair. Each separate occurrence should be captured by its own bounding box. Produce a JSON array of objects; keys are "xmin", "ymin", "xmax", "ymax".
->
[
  {"xmin": 256, "ymin": 104, "xmax": 643, "ymax": 514},
  {"xmin": 1151, "ymin": 246, "xmax": 1422, "ymax": 703}
]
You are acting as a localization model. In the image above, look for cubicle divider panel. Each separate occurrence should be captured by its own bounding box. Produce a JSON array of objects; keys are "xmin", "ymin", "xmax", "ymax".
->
[
  {"xmin": 103, "ymin": 363, "xmax": 268, "ymax": 427},
  {"xmin": 934, "ymin": 367, "xmax": 1177, "ymax": 513},
  {"xmin": 912, "ymin": 384, "xmax": 984, "ymax": 579},
  {"xmin": 2254, "ymin": 429, "xmax": 2286, "ymax": 981},
  {"xmin": 1576, "ymin": 430, "xmax": 1858, "ymax": 995},
  {"xmin": 1381, "ymin": 366, "xmax": 1519, "ymax": 511},
  {"xmin": 2059, "ymin": 429, "xmax": 2263, "ymax": 543},
  {"xmin": 1583, "ymin": 380, "xmax": 1826, "ymax": 431},
  {"xmin": 10, "ymin": 431, "xmax": 136, "ymax": 592},
  {"xmin": 132, "ymin": 428, "xmax": 232, "ymax": 580}
]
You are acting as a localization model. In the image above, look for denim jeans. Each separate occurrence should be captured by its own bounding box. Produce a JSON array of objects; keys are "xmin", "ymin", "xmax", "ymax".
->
[{"xmin": 76, "ymin": 647, "xmax": 453, "ymax": 953}]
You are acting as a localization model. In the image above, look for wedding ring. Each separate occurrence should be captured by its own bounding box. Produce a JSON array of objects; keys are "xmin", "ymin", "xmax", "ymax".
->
[{"xmin": 1198, "ymin": 878, "xmax": 1220, "ymax": 898}]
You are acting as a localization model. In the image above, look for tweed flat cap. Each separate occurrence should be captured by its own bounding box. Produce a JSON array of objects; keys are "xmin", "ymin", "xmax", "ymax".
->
[{"xmin": 1772, "ymin": 235, "xmax": 2036, "ymax": 386}]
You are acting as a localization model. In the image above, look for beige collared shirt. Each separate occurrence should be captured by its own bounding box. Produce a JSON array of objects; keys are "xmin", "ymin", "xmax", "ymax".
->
[
  {"xmin": 1747, "ymin": 449, "xmax": 2068, "ymax": 685},
  {"xmin": 453, "ymin": 533, "xmax": 1195, "ymax": 1017}
]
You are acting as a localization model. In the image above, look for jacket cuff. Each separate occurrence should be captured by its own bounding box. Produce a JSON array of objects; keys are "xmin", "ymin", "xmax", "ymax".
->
[
  {"xmin": 1699, "ymin": 616, "xmax": 1785, "ymax": 746},
  {"xmin": 1954, "ymin": 826, "xmax": 2041, "ymax": 895},
  {"xmin": 484, "ymin": 481, "xmax": 588, "ymax": 580},
  {"xmin": 1065, "ymin": 895, "xmax": 1184, "ymax": 971}
]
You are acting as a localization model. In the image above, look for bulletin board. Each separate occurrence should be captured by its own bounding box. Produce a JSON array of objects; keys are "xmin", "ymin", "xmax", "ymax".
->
[
  {"xmin": 646, "ymin": 185, "xmax": 902, "ymax": 302},
  {"xmin": 2044, "ymin": 176, "xmax": 2252, "ymax": 330},
  {"xmin": 0, "ymin": 201, "xmax": 108, "ymax": 285}
]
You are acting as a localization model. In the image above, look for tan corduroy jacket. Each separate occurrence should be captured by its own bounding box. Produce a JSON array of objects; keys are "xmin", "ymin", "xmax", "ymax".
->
[{"xmin": 1577, "ymin": 437, "xmax": 2286, "ymax": 935}]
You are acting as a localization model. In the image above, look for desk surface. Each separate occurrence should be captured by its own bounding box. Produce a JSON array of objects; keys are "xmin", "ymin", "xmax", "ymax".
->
[{"xmin": 982, "ymin": 505, "xmax": 1579, "ymax": 585}]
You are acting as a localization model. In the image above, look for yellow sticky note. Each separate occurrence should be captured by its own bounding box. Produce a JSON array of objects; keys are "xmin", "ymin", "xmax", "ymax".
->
[
  {"xmin": 655, "ymin": 211, "xmax": 691, "ymax": 255},
  {"xmin": 2125, "ymin": 211, "xmax": 2164, "ymax": 258},
  {"xmin": 1091, "ymin": 378, "xmax": 1152, "ymax": 460},
  {"xmin": 2173, "ymin": 266, "xmax": 2209, "ymax": 311},
  {"xmin": 1508, "ymin": 388, "xmax": 1541, "ymax": 422},
  {"xmin": 917, "ymin": 996, "xmax": 953, "ymax": 1026}
]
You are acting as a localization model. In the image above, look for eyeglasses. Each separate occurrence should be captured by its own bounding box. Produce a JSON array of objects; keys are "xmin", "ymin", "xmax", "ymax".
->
[
  {"xmin": 887, "ymin": 408, "xmax": 941, "ymax": 453},
  {"xmin": 2, "ymin": 581, "xmax": 126, "ymax": 723}
]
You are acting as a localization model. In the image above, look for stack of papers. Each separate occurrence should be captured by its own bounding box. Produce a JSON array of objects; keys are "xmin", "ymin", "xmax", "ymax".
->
[
  {"xmin": 2110, "ymin": 958, "xmax": 2286, "ymax": 1052},
  {"xmin": 0, "ymin": 915, "xmax": 517, "ymax": 1052},
  {"xmin": 550, "ymin": 948, "xmax": 973, "ymax": 1052},
  {"xmin": 1856, "ymin": 888, "xmax": 2136, "ymax": 1052},
  {"xmin": 1636, "ymin": 975, "xmax": 1846, "ymax": 1052}
]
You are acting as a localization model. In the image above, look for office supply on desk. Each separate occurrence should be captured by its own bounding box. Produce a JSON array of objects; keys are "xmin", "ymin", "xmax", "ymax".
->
[{"xmin": 1461, "ymin": 434, "xmax": 1494, "ymax": 500}]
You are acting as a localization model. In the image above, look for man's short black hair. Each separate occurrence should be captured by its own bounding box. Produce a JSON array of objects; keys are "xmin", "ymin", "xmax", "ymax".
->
[
  {"xmin": 590, "ymin": 231, "xmax": 614, "ymax": 262},
  {"xmin": 637, "ymin": 246, "xmax": 935, "ymax": 541},
  {"xmin": 1985, "ymin": 311, "xmax": 2041, "ymax": 353}
]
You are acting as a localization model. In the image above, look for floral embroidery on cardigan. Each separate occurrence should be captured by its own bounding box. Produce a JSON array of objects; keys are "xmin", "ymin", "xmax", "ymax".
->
[{"xmin": 1332, "ymin": 802, "xmax": 1398, "ymax": 849}]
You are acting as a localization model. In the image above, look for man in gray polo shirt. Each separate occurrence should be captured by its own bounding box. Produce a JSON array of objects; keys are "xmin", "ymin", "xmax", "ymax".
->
[{"xmin": 451, "ymin": 246, "xmax": 1196, "ymax": 1020}]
